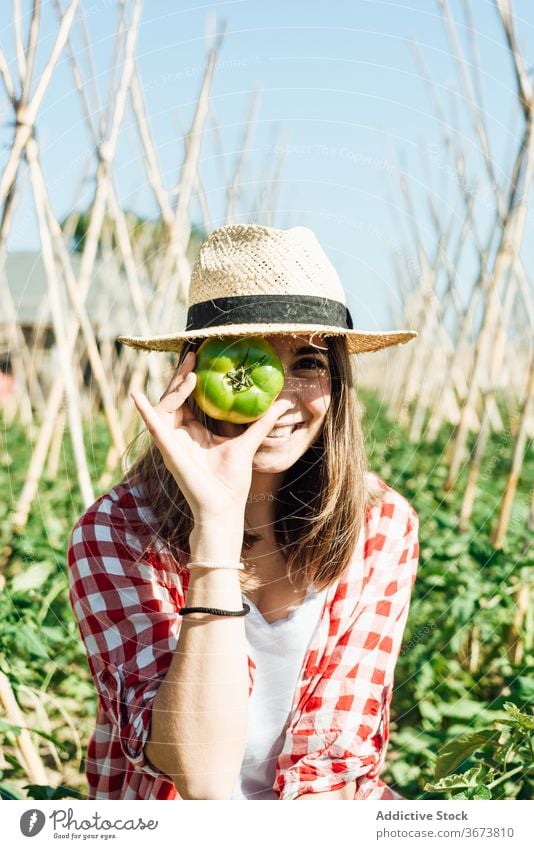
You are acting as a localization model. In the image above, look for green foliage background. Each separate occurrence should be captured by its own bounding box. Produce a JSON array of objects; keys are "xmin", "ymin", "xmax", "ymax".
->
[{"xmin": 0, "ymin": 387, "xmax": 532, "ymax": 799}]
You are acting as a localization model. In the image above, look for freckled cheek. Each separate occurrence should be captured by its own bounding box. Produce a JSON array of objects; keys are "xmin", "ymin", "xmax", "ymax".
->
[{"xmin": 297, "ymin": 379, "xmax": 332, "ymax": 423}]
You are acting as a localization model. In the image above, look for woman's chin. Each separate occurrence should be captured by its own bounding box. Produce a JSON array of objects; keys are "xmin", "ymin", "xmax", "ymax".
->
[{"xmin": 252, "ymin": 443, "xmax": 306, "ymax": 472}]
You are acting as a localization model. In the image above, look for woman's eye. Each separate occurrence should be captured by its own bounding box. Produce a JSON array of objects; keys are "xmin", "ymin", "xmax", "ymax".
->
[{"xmin": 294, "ymin": 358, "xmax": 328, "ymax": 371}]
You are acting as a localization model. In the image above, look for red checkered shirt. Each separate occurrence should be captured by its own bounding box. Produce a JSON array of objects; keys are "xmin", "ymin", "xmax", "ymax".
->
[{"xmin": 67, "ymin": 470, "xmax": 419, "ymax": 800}]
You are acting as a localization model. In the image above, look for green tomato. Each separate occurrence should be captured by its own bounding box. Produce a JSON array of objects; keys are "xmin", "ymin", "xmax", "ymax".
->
[{"xmin": 192, "ymin": 336, "xmax": 285, "ymax": 424}]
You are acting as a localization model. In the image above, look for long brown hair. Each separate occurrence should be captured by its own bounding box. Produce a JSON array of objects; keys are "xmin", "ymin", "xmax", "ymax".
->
[{"xmin": 122, "ymin": 333, "xmax": 384, "ymax": 595}]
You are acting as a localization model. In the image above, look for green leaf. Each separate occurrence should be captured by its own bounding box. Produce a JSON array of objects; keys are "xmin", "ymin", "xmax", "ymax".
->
[
  {"xmin": 440, "ymin": 700, "xmax": 491, "ymax": 721},
  {"xmin": 0, "ymin": 718, "xmax": 66, "ymax": 750},
  {"xmin": 11, "ymin": 561, "xmax": 54, "ymax": 593},
  {"xmin": 0, "ymin": 718, "xmax": 22, "ymax": 735},
  {"xmin": 452, "ymin": 785, "xmax": 492, "ymax": 800},
  {"xmin": 22, "ymin": 784, "xmax": 84, "ymax": 800},
  {"xmin": 502, "ymin": 702, "xmax": 534, "ymax": 731},
  {"xmin": 435, "ymin": 730, "xmax": 499, "ymax": 779},
  {"xmin": 425, "ymin": 764, "xmax": 488, "ymax": 791},
  {"xmin": 418, "ymin": 699, "xmax": 442, "ymax": 723},
  {"xmin": 442, "ymin": 540, "xmax": 467, "ymax": 558},
  {"xmin": 15, "ymin": 624, "xmax": 50, "ymax": 660},
  {"xmin": 434, "ymin": 509, "xmax": 458, "ymax": 530},
  {"xmin": 472, "ymin": 785, "xmax": 492, "ymax": 799},
  {"xmin": 510, "ymin": 676, "xmax": 534, "ymax": 703},
  {"xmin": 0, "ymin": 781, "xmax": 25, "ymax": 799}
]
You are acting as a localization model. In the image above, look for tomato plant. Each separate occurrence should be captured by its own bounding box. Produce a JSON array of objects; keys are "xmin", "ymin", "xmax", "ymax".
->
[{"xmin": 1, "ymin": 386, "xmax": 532, "ymax": 800}]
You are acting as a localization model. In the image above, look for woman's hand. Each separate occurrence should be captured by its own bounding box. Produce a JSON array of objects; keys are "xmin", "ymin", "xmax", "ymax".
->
[{"xmin": 131, "ymin": 351, "xmax": 292, "ymax": 524}]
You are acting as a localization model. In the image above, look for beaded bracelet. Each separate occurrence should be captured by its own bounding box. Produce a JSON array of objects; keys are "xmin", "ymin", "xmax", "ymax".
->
[
  {"xmin": 178, "ymin": 604, "xmax": 251, "ymax": 617},
  {"xmin": 187, "ymin": 559, "xmax": 245, "ymax": 571}
]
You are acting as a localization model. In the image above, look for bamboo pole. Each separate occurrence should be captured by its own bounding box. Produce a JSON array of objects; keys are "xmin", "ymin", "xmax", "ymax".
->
[
  {"xmin": 410, "ymin": 16, "xmax": 531, "ymax": 448},
  {"xmin": 13, "ymin": 0, "xmax": 28, "ymax": 84},
  {"xmin": 26, "ymin": 136, "xmax": 94, "ymax": 506},
  {"xmin": 0, "ymin": 670, "xmax": 48, "ymax": 785},
  {"xmin": 24, "ymin": 0, "xmax": 42, "ymax": 98},
  {"xmin": 10, "ymin": 0, "xmax": 143, "ymax": 531},
  {"xmin": 0, "ymin": 0, "xmax": 80, "ymax": 207},
  {"xmin": 408, "ymin": 183, "xmax": 473, "ymax": 442},
  {"xmin": 491, "ymin": 349, "xmax": 534, "ymax": 548},
  {"xmin": 437, "ymin": 13, "xmax": 533, "ymax": 433},
  {"xmin": 0, "ymin": 42, "xmax": 16, "ymax": 103},
  {"xmin": 387, "ymin": 158, "xmax": 457, "ymax": 426},
  {"xmin": 528, "ymin": 488, "xmax": 534, "ymax": 534},
  {"xmin": 507, "ymin": 582, "xmax": 531, "ymax": 667},
  {"xmin": 445, "ymin": 113, "xmax": 534, "ymax": 489},
  {"xmin": 130, "ymin": 69, "xmax": 175, "ymax": 229},
  {"xmin": 151, "ymin": 30, "xmax": 224, "ymax": 328},
  {"xmin": 40, "ymin": 170, "xmax": 127, "ymax": 457},
  {"xmin": 458, "ymin": 282, "xmax": 517, "ymax": 531},
  {"xmin": 0, "ymin": 185, "xmax": 36, "ymax": 428},
  {"xmin": 434, "ymin": 0, "xmax": 534, "ymax": 488},
  {"xmin": 99, "ymin": 34, "xmax": 225, "ymax": 480},
  {"xmin": 225, "ymin": 86, "xmax": 261, "ymax": 224},
  {"xmin": 46, "ymin": 406, "xmax": 66, "ymax": 480},
  {"xmin": 0, "ymin": 0, "xmax": 78, "ymax": 433}
]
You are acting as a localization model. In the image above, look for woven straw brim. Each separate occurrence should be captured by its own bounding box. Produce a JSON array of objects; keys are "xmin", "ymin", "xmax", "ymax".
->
[{"xmin": 118, "ymin": 325, "xmax": 417, "ymax": 355}]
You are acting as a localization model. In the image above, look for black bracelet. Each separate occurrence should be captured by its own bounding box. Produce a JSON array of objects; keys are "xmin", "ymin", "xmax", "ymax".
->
[{"xmin": 178, "ymin": 603, "xmax": 251, "ymax": 617}]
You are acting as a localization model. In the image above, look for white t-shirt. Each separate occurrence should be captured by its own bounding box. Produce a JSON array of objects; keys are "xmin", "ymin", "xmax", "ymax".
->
[{"xmin": 230, "ymin": 585, "xmax": 329, "ymax": 800}]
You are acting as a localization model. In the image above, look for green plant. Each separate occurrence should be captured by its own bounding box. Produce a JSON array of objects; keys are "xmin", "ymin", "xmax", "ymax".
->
[
  {"xmin": 1, "ymin": 387, "xmax": 532, "ymax": 799},
  {"xmin": 424, "ymin": 703, "xmax": 534, "ymax": 799}
]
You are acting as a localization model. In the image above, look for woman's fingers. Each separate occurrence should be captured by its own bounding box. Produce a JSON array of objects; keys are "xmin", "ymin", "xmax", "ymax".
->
[
  {"xmin": 236, "ymin": 397, "xmax": 293, "ymax": 454},
  {"xmin": 131, "ymin": 390, "xmax": 166, "ymax": 442},
  {"xmin": 159, "ymin": 351, "xmax": 196, "ymax": 400},
  {"xmin": 157, "ymin": 371, "xmax": 197, "ymax": 416}
]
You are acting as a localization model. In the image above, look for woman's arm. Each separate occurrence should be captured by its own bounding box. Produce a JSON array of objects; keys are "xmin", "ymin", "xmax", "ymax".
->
[
  {"xmin": 295, "ymin": 781, "xmax": 356, "ymax": 800},
  {"xmin": 145, "ymin": 519, "xmax": 250, "ymax": 801},
  {"xmin": 130, "ymin": 356, "xmax": 294, "ymax": 799}
]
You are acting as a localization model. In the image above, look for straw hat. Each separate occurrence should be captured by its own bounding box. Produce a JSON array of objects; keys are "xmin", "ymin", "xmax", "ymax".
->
[{"xmin": 118, "ymin": 223, "xmax": 417, "ymax": 355}]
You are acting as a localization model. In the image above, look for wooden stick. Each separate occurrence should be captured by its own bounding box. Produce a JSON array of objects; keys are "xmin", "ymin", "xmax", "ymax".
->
[
  {"xmin": 491, "ymin": 349, "xmax": 534, "ymax": 548},
  {"xmin": 0, "ymin": 0, "xmax": 78, "ymax": 204},
  {"xmin": 0, "ymin": 670, "xmax": 48, "ymax": 785},
  {"xmin": 225, "ymin": 86, "xmax": 261, "ymax": 223},
  {"xmin": 0, "ymin": 171, "xmax": 39, "ymax": 427},
  {"xmin": 446, "ymin": 116, "xmax": 534, "ymax": 489},
  {"xmin": 36, "ymin": 163, "xmax": 127, "ymax": 457},
  {"xmin": 11, "ymin": 0, "xmax": 143, "ymax": 530},
  {"xmin": 26, "ymin": 136, "xmax": 94, "ymax": 506},
  {"xmin": 130, "ymin": 68, "xmax": 174, "ymax": 228},
  {"xmin": 0, "ymin": 44, "xmax": 16, "ymax": 101},
  {"xmin": 46, "ymin": 406, "xmax": 66, "ymax": 479},
  {"xmin": 458, "ymin": 282, "xmax": 517, "ymax": 530},
  {"xmin": 152, "ymin": 40, "xmax": 221, "ymax": 325},
  {"xmin": 13, "ymin": 0, "xmax": 28, "ymax": 85},
  {"xmin": 436, "ymin": 0, "xmax": 534, "ymax": 488},
  {"xmin": 29, "ymin": 0, "xmax": 79, "ymax": 120},
  {"xmin": 24, "ymin": 0, "xmax": 42, "ymax": 98},
  {"xmin": 495, "ymin": 0, "xmax": 533, "ymax": 117},
  {"xmin": 507, "ymin": 582, "xmax": 531, "ymax": 666},
  {"xmin": 409, "ymin": 17, "xmax": 528, "ymax": 452}
]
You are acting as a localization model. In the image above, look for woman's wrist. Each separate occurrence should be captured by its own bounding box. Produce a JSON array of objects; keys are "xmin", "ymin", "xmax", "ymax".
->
[{"xmin": 189, "ymin": 516, "xmax": 244, "ymax": 564}]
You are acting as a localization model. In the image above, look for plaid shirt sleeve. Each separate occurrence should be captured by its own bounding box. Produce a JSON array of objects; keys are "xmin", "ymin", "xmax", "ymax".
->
[
  {"xmin": 274, "ymin": 496, "xmax": 419, "ymax": 800},
  {"xmin": 67, "ymin": 491, "xmax": 186, "ymax": 781}
]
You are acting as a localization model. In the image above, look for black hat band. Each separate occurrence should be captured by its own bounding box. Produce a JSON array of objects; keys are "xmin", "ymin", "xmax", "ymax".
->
[{"xmin": 186, "ymin": 294, "xmax": 354, "ymax": 332}]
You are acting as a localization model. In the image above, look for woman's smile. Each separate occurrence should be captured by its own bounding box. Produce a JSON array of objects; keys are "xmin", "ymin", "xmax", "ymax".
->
[{"xmin": 221, "ymin": 333, "xmax": 332, "ymax": 465}]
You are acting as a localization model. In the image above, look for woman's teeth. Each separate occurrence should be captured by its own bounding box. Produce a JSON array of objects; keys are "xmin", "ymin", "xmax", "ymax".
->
[{"xmin": 267, "ymin": 425, "xmax": 295, "ymax": 438}]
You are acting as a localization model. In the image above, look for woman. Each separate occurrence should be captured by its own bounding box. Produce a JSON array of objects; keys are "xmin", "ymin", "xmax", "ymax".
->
[{"xmin": 67, "ymin": 223, "xmax": 420, "ymax": 801}]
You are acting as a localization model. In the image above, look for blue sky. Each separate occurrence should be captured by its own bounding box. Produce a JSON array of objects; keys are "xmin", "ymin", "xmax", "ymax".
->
[{"xmin": 1, "ymin": 0, "xmax": 533, "ymax": 330}]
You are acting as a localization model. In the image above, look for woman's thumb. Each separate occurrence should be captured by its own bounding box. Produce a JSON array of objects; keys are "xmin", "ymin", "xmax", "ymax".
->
[{"xmin": 238, "ymin": 398, "xmax": 293, "ymax": 452}]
